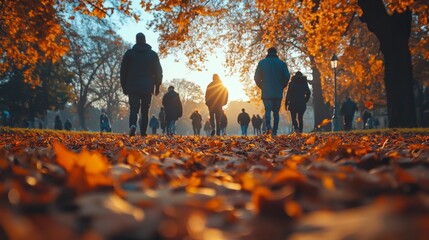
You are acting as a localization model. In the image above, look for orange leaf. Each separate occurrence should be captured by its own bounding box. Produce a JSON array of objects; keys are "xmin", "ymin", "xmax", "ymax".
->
[
  {"xmin": 284, "ymin": 200, "xmax": 302, "ymax": 218},
  {"xmin": 318, "ymin": 118, "xmax": 332, "ymax": 128},
  {"xmin": 54, "ymin": 142, "xmax": 77, "ymax": 172},
  {"xmin": 306, "ymin": 135, "xmax": 316, "ymax": 145},
  {"xmin": 364, "ymin": 101, "xmax": 374, "ymax": 110}
]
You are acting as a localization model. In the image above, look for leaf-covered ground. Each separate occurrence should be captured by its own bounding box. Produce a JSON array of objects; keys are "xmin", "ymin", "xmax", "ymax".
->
[{"xmin": 1, "ymin": 128, "xmax": 429, "ymax": 239}]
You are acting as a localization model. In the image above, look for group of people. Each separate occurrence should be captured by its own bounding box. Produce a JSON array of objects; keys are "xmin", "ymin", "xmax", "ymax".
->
[
  {"xmin": 119, "ymin": 32, "xmax": 308, "ymax": 137},
  {"xmin": 53, "ymin": 111, "xmax": 112, "ymax": 132},
  {"xmin": 251, "ymin": 114, "xmax": 264, "ymax": 135},
  {"xmin": 120, "ymin": 32, "xmax": 375, "ymax": 137},
  {"xmin": 54, "ymin": 115, "xmax": 72, "ymax": 131}
]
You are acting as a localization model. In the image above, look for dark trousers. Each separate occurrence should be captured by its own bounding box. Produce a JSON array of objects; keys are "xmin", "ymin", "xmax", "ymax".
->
[
  {"xmin": 129, "ymin": 93, "xmax": 152, "ymax": 135},
  {"xmin": 209, "ymin": 108, "xmax": 222, "ymax": 136},
  {"xmin": 151, "ymin": 128, "xmax": 157, "ymax": 134},
  {"xmin": 192, "ymin": 126, "xmax": 201, "ymax": 135},
  {"xmin": 290, "ymin": 110, "xmax": 305, "ymax": 133},
  {"xmin": 263, "ymin": 99, "xmax": 281, "ymax": 135},
  {"xmin": 344, "ymin": 115, "xmax": 353, "ymax": 131}
]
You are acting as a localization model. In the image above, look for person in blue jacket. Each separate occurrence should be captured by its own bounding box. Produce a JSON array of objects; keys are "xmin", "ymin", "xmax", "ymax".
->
[
  {"xmin": 254, "ymin": 47, "xmax": 290, "ymax": 136},
  {"xmin": 149, "ymin": 115, "xmax": 159, "ymax": 135}
]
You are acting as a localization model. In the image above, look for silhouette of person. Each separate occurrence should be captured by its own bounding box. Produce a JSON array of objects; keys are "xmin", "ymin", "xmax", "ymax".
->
[
  {"xmin": 251, "ymin": 114, "xmax": 257, "ymax": 135},
  {"xmin": 1, "ymin": 110, "xmax": 10, "ymax": 127},
  {"xmin": 100, "ymin": 112, "xmax": 112, "ymax": 132},
  {"xmin": 149, "ymin": 115, "xmax": 159, "ymax": 134},
  {"xmin": 162, "ymin": 86, "xmax": 183, "ymax": 135},
  {"xmin": 340, "ymin": 97, "xmax": 358, "ymax": 131},
  {"xmin": 255, "ymin": 114, "xmax": 263, "ymax": 135},
  {"xmin": 159, "ymin": 107, "xmax": 167, "ymax": 134},
  {"xmin": 190, "ymin": 110, "xmax": 203, "ymax": 135},
  {"xmin": 64, "ymin": 118, "xmax": 72, "ymax": 131},
  {"xmin": 205, "ymin": 74, "xmax": 228, "ymax": 136},
  {"xmin": 362, "ymin": 110, "xmax": 372, "ymax": 129},
  {"xmin": 54, "ymin": 115, "xmax": 63, "ymax": 130},
  {"xmin": 219, "ymin": 111, "xmax": 228, "ymax": 135},
  {"xmin": 120, "ymin": 32, "xmax": 163, "ymax": 137},
  {"xmin": 285, "ymin": 71, "xmax": 311, "ymax": 133},
  {"xmin": 237, "ymin": 108, "xmax": 251, "ymax": 136},
  {"xmin": 203, "ymin": 118, "xmax": 212, "ymax": 136},
  {"xmin": 254, "ymin": 47, "xmax": 290, "ymax": 136}
]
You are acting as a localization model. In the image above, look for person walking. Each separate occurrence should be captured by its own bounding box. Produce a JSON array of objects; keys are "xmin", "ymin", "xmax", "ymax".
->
[
  {"xmin": 162, "ymin": 86, "xmax": 183, "ymax": 135},
  {"xmin": 64, "ymin": 119, "xmax": 72, "ymax": 131},
  {"xmin": 54, "ymin": 115, "xmax": 63, "ymax": 130},
  {"xmin": 237, "ymin": 108, "xmax": 251, "ymax": 136},
  {"xmin": 100, "ymin": 112, "xmax": 112, "ymax": 132},
  {"xmin": 205, "ymin": 74, "xmax": 228, "ymax": 136},
  {"xmin": 251, "ymin": 114, "xmax": 258, "ymax": 135},
  {"xmin": 285, "ymin": 71, "xmax": 311, "ymax": 133},
  {"xmin": 1, "ymin": 110, "xmax": 10, "ymax": 127},
  {"xmin": 254, "ymin": 47, "xmax": 290, "ymax": 136},
  {"xmin": 120, "ymin": 32, "xmax": 163, "ymax": 137},
  {"xmin": 149, "ymin": 115, "xmax": 159, "ymax": 134},
  {"xmin": 190, "ymin": 110, "xmax": 203, "ymax": 135},
  {"xmin": 362, "ymin": 110, "xmax": 373, "ymax": 129},
  {"xmin": 159, "ymin": 107, "xmax": 167, "ymax": 134},
  {"xmin": 340, "ymin": 97, "xmax": 358, "ymax": 131},
  {"xmin": 255, "ymin": 114, "xmax": 263, "ymax": 135},
  {"xmin": 203, "ymin": 118, "xmax": 212, "ymax": 136}
]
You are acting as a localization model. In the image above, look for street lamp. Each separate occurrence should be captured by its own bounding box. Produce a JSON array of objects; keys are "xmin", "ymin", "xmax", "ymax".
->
[{"xmin": 331, "ymin": 54, "xmax": 339, "ymax": 132}]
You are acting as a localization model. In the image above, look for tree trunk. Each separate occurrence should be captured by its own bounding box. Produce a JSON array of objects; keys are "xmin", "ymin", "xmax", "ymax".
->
[
  {"xmin": 311, "ymin": 58, "xmax": 332, "ymax": 131},
  {"xmin": 358, "ymin": 0, "xmax": 417, "ymax": 128},
  {"xmin": 77, "ymin": 102, "xmax": 86, "ymax": 130}
]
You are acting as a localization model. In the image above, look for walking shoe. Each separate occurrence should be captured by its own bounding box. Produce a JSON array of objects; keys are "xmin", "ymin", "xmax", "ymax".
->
[{"xmin": 129, "ymin": 125, "xmax": 136, "ymax": 136}]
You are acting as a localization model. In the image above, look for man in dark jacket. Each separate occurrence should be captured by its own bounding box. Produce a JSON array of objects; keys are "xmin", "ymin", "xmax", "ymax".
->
[
  {"xmin": 340, "ymin": 97, "xmax": 358, "ymax": 131},
  {"xmin": 237, "ymin": 108, "xmax": 251, "ymax": 136},
  {"xmin": 205, "ymin": 74, "xmax": 228, "ymax": 136},
  {"xmin": 100, "ymin": 112, "xmax": 112, "ymax": 132},
  {"xmin": 254, "ymin": 47, "xmax": 290, "ymax": 136},
  {"xmin": 285, "ymin": 71, "xmax": 311, "ymax": 133},
  {"xmin": 120, "ymin": 32, "xmax": 163, "ymax": 137},
  {"xmin": 190, "ymin": 110, "xmax": 203, "ymax": 135},
  {"xmin": 162, "ymin": 86, "xmax": 183, "ymax": 135},
  {"xmin": 64, "ymin": 119, "xmax": 72, "ymax": 131},
  {"xmin": 54, "ymin": 115, "xmax": 63, "ymax": 130}
]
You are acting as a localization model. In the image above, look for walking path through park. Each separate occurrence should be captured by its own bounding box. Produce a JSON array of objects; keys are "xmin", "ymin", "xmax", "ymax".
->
[{"xmin": 1, "ymin": 128, "xmax": 429, "ymax": 239}]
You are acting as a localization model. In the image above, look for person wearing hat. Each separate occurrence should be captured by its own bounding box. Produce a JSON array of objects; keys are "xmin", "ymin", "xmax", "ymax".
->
[
  {"xmin": 120, "ymin": 32, "xmax": 163, "ymax": 137},
  {"xmin": 162, "ymin": 86, "xmax": 183, "ymax": 135},
  {"xmin": 254, "ymin": 47, "xmax": 290, "ymax": 136}
]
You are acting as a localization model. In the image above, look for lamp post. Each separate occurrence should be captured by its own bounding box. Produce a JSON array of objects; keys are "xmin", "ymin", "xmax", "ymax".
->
[{"xmin": 331, "ymin": 54, "xmax": 339, "ymax": 132}]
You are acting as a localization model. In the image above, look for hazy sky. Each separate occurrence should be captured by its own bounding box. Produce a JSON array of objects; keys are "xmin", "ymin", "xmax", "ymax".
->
[{"xmin": 117, "ymin": 19, "xmax": 249, "ymax": 101}]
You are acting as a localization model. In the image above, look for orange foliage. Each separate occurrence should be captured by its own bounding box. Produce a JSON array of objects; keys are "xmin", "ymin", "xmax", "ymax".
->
[{"xmin": 0, "ymin": 128, "xmax": 429, "ymax": 238}]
